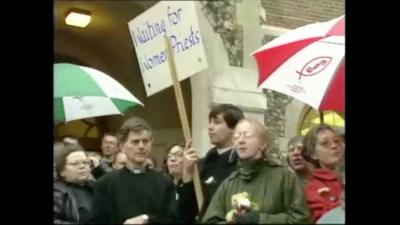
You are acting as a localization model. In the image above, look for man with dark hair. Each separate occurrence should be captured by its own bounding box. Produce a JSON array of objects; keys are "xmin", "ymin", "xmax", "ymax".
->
[
  {"xmin": 178, "ymin": 104, "xmax": 244, "ymax": 222},
  {"xmin": 91, "ymin": 117, "xmax": 177, "ymax": 224}
]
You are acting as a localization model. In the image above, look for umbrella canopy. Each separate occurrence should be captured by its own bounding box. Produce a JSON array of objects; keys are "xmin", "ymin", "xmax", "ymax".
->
[
  {"xmin": 54, "ymin": 63, "xmax": 144, "ymax": 123},
  {"xmin": 251, "ymin": 15, "xmax": 345, "ymax": 111}
]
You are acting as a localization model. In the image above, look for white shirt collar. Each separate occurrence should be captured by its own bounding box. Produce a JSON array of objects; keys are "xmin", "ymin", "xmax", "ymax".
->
[
  {"xmin": 216, "ymin": 147, "xmax": 232, "ymax": 155},
  {"xmin": 125, "ymin": 161, "xmax": 146, "ymax": 174}
]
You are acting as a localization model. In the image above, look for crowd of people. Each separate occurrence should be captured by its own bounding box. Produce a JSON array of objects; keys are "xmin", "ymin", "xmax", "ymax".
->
[{"xmin": 54, "ymin": 104, "xmax": 345, "ymax": 224}]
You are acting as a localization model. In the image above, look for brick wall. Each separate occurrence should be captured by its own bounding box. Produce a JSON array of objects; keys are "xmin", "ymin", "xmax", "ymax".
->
[{"xmin": 261, "ymin": 0, "xmax": 345, "ymax": 28}]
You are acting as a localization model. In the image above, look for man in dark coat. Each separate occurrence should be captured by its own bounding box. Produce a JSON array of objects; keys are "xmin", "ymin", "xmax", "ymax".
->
[
  {"xmin": 177, "ymin": 104, "xmax": 244, "ymax": 222},
  {"xmin": 91, "ymin": 117, "xmax": 177, "ymax": 224}
]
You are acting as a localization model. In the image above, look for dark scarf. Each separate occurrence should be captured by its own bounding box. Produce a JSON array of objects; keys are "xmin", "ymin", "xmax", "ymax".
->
[{"xmin": 237, "ymin": 158, "xmax": 265, "ymax": 181}]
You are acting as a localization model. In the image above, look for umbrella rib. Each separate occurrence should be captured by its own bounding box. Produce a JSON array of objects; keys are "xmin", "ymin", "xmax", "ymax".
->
[
  {"xmin": 252, "ymin": 37, "xmax": 322, "ymax": 55},
  {"xmin": 319, "ymin": 57, "xmax": 345, "ymax": 110},
  {"xmin": 319, "ymin": 41, "xmax": 344, "ymax": 45}
]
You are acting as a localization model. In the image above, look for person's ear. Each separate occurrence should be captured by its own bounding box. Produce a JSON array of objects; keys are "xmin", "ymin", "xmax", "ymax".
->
[
  {"xmin": 60, "ymin": 170, "xmax": 66, "ymax": 178},
  {"xmin": 259, "ymin": 141, "xmax": 267, "ymax": 152}
]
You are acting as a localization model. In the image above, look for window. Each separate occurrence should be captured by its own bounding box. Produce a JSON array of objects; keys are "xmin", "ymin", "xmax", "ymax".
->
[{"xmin": 299, "ymin": 107, "xmax": 344, "ymax": 135}]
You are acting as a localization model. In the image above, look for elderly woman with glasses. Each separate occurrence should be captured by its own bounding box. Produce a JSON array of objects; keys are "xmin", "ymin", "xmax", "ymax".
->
[
  {"xmin": 54, "ymin": 144, "xmax": 95, "ymax": 224},
  {"xmin": 301, "ymin": 124, "xmax": 345, "ymax": 223},
  {"xmin": 202, "ymin": 118, "xmax": 312, "ymax": 224}
]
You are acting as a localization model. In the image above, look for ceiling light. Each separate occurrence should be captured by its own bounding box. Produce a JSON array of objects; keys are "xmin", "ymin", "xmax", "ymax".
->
[{"xmin": 65, "ymin": 9, "xmax": 91, "ymax": 28}]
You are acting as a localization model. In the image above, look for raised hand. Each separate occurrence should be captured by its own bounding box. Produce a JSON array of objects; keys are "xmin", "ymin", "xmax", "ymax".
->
[{"xmin": 182, "ymin": 139, "xmax": 199, "ymax": 183}]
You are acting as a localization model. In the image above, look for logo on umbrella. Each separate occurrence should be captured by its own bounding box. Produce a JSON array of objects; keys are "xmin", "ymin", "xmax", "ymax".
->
[
  {"xmin": 81, "ymin": 103, "xmax": 94, "ymax": 110},
  {"xmin": 73, "ymin": 96, "xmax": 94, "ymax": 110},
  {"xmin": 296, "ymin": 56, "xmax": 332, "ymax": 80}
]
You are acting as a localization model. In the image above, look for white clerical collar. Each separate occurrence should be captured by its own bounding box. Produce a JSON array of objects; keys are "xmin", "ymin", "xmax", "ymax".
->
[
  {"xmin": 216, "ymin": 147, "xmax": 232, "ymax": 155},
  {"xmin": 126, "ymin": 161, "xmax": 146, "ymax": 174}
]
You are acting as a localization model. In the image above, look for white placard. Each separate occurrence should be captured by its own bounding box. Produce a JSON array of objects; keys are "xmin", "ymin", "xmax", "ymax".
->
[{"xmin": 128, "ymin": 1, "xmax": 208, "ymax": 96}]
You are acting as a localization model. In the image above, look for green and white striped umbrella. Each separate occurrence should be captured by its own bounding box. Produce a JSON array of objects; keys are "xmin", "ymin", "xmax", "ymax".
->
[{"xmin": 54, "ymin": 63, "xmax": 144, "ymax": 123}]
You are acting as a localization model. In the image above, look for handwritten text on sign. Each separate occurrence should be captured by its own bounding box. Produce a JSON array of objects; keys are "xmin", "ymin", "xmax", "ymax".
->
[{"xmin": 128, "ymin": 1, "xmax": 208, "ymax": 96}]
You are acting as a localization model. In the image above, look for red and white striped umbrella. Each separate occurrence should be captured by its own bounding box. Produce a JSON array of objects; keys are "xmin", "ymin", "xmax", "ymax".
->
[{"xmin": 251, "ymin": 15, "xmax": 345, "ymax": 111}]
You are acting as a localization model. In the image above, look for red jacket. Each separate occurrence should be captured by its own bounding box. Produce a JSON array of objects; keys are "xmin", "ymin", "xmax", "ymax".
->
[{"xmin": 304, "ymin": 169, "xmax": 344, "ymax": 223}]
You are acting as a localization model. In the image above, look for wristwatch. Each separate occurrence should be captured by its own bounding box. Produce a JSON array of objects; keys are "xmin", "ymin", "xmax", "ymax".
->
[{"xmin": 142, "ymin": 214, "xmax": 149, "ymax": 222}]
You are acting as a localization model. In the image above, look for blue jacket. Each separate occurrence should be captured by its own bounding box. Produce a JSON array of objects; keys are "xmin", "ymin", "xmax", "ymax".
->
[{"xmin": 316, "ymin": 206, "xmax": 345, "ymax": 224}]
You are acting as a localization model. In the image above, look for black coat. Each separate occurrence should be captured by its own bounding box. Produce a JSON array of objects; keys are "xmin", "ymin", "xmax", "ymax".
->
[
  {"xmin": 53, "ymin": 181, "xmax": 94, "ymax": 224},
  {"xmin": 176, "ymin": 147, "xmax": 239, "ymax": 223},
  {"xmin": 91, "ymin": 160, "xmax": 113, "ymax": 180},
  {"xmin": 91, "ymin": 168, "xmax": 177, "ymax": 224}
]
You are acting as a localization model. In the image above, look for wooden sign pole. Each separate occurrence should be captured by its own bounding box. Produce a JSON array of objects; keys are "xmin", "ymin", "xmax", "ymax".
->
[{"xmin": 164, "ymin": 37, "xmax": 204, "ymax": 211}]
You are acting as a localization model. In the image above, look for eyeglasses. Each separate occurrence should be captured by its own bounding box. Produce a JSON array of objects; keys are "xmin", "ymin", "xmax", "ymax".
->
[
  {"xmin": 288, "ymin": 145, "xmax": 304, "ymax": 152},
  {"xmin": 232, "ymin": 132, "xmax": 255, "ymax": 140},
  {"xmin": 67, "ymin": 160, "xmax": 90, "ymax": 167},
  {"xmin": 317, "ymin": 138, "xmax": 343, "ymax": 148},
  {"xmin": 167, "ymin": 152, "xmax": 183, "ymax": 159}
]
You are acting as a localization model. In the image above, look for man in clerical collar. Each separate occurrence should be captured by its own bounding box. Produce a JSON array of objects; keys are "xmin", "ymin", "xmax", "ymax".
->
[
  {"xmin": 125, "ymin": 160, "xmax": 147, "ymax": 174},
  {"xmin": 91, "ymin": 117, "xmax": 177, "ymax": 224},
  {"xmin": 177, "ymin": 104, "xmax": 244, "ymax": 222}
]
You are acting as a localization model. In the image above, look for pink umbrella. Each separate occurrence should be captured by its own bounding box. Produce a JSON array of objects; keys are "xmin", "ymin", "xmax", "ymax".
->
[{"xmin": 251, "ymin": 15, "xmax": 345, "ymax": 111}]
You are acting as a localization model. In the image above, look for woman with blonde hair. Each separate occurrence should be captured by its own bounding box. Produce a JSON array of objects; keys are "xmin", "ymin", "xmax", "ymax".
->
[{"xmin": 202, "ymin": 118, "xmax": 311, "ymax": 224}]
